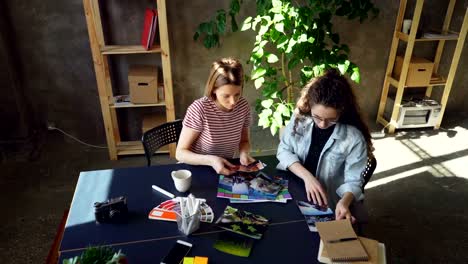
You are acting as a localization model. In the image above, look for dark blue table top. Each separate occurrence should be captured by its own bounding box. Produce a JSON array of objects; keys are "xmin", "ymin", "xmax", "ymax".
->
[{"xmin": 59, "ymin": 163, "xmax": 321, "ymax": 263}]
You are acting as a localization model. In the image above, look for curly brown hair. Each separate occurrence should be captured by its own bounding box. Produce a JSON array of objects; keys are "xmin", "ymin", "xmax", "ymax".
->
[{"xmin": 294, "ymin": 69, "xmax": 373, "ymax": 155}]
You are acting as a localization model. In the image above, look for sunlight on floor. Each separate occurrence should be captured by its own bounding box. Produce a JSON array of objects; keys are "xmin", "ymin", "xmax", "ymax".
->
[{"xmin": 369, "ymin": 125, "xmax": 468, "ymax": 188}]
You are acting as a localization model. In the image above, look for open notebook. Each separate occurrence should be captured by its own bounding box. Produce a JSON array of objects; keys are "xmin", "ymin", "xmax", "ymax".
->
[{"xmin": 316, "ymin": 219, "xmax": 368, "ymax": 262}]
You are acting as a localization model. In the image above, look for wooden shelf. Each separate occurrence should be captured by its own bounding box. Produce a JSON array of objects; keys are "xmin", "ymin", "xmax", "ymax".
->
[
  {"xmin": 84, "ymin": 0, "xmax": 176, "ymax": 160},
  {"xmin": 101, "ymin": 45, "xmax": 162, "ymax": 55},
  {"xmin": 116, "ymin": 141, "xmax": 169, "ymax": 155},
  {"xmin": 396, "ymin": 32, "xmax": 459, "ymax": 42},
  {"xmin": 388, "ymin": 75, "xmax": 447, "ymax": 87},
  {"xmin": 111, "ymin": 100, "xmax": 166, "ymax": 108},
  {"xmin": 377, "ymin": 0, "xmax": 468, "ymax": 134}
]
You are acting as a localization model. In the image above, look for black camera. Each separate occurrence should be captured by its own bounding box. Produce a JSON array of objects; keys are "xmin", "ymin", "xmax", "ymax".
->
[{"xmin": 94, "ymin": 196, "xmax": 128, "ymax": 223}]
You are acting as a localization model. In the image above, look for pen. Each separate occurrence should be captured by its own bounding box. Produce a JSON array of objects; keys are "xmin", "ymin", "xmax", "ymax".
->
[
  {"xmin": 152, "ymin": 185, "xmax": 175, "ymax": 198},
  {"xmin": 327, "ymin": 237, "xmax": 358, "ymax": 243}
]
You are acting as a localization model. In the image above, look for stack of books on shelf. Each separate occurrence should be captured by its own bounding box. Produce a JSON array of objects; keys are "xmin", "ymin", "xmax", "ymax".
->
[
  {"xmin": 141, "ymin": 8, "xmax": 158, "ymax": 50},
  {"xmin": 217, "ymin": 169, "xmax": 292, "ymax": 203}
]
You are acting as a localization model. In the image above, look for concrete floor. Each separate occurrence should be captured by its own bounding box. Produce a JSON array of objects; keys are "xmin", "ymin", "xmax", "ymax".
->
[{"xmin": 1, "ymin": 115, "xmax": 468, "ymax": 263}]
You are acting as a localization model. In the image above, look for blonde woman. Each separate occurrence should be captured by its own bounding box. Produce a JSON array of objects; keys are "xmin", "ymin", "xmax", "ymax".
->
[{"xmin": 176, "ymin": 58, "xmax": 255, "ymax": 175}]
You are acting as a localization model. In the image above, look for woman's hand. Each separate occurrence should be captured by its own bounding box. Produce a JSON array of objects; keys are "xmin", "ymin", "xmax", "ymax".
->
[
  {"xmin": 335, "ymin": 200, "xmax": 356, "ymax": 224},
  {"xmin": 210, "ymin": 156, "xmax": 236, "ymax": 175},
  {"xmin": 239, "ymin": 152, "xmax": 255, "ymax": 166},
  {"xmin": 303, "ymin": 176, "xmax": 328, "ymax": 207}
]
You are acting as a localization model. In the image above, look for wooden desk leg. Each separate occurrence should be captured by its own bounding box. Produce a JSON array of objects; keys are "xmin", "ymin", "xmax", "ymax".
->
[{"xmin": 46, "ymin": 209, "xmax": 69, "ymax": 264}]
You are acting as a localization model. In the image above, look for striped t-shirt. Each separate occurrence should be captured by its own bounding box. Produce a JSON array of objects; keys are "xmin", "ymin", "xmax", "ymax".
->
[{"xmin": 183, "ymin": 96, "xmax": 251, "ymax": 158}]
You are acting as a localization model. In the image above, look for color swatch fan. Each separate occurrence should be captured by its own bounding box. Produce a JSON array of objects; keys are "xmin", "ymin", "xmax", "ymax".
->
[{"xmin": 149, "ymin": 199, "xmax": 214, "ymax": 223}]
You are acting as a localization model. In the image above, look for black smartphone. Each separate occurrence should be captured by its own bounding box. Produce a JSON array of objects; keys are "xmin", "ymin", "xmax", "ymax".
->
[{"xmin": 160, "ymin": 240, "xmax": 193, "ymax": 264}]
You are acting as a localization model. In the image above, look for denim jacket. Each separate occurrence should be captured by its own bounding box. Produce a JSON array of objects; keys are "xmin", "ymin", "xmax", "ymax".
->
[{"xmin": 277, "ymin": 114, "xmax": 367, "ymax": 209}]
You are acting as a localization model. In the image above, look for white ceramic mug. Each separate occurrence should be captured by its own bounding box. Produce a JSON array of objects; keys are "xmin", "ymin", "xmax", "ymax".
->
[
  {"xmin": 403, "ymin": 19, "xmax": 412, "ymax": 34},
  {"xmin": 171, "ymin": 169, "xmax": 192, "ymax": 192}
]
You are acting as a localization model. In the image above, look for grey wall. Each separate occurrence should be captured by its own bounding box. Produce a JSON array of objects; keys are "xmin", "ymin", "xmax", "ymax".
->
[{"xmin": 2, "ymin": 0, "xmax": 467, "ymax": 153}]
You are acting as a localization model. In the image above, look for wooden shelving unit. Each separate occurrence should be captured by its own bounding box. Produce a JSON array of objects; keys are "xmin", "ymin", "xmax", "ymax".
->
[
  {"xmin": 377, "ymin": 0, "xmax": 468, "ymax": 133},
  {"xmin": 83, "ymin": 0, "xmax": 175, "ymax": 160}
]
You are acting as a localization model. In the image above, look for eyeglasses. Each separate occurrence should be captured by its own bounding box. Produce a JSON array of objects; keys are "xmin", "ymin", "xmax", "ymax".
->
[{"xmin": 311, "ymin": 114, "xmax": 339, "ymax": 127}]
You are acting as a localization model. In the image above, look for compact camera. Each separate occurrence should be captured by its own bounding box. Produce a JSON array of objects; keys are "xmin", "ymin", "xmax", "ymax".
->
[{"xmin": 94, "ymin": 196, "xmax": 128, "ymax": 223}]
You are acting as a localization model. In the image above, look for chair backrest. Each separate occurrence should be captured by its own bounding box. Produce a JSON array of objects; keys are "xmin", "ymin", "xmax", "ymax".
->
[
  {"xmin": 361, "ymin": 156, "xmax": 377, "ymax": 191},
  {"xmin": 141, "ymin": 119, "xmax": 183, "ymax": 166}
]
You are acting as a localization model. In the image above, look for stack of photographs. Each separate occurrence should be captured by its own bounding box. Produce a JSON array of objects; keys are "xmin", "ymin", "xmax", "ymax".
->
[
  {"xmin": 217, "ymin": 172, "xmax": 292, "ymax": 203},
  {"xmin": 231, "ymin": 160, "xmax": 266, "ymax": 173},
  {"xmin": 296, "ymin": 200, "xmax": 335, "ymax": 232}
]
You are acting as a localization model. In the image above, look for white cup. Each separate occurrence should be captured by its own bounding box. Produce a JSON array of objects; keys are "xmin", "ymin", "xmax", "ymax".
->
[
  {"xmin": 403, "ymin": 19, "xmax": 412, "ymax": 34},
  {"xmin": 171, "ymin": 170, "xmax": 192, "ymax": 192}
]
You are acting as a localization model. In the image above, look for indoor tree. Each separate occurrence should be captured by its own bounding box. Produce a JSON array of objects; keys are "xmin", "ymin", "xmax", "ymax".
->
[{"xmin": 194, "ymin": 0, "xmax": 378, "ymax": 135}]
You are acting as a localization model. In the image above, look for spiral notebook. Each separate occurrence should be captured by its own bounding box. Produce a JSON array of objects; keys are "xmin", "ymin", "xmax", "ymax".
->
[
  {"xmin": 316, "ymin": 219, "xmax": 368, "ymax": 262},
  {"xmin": 318, "ymin": 236, "xmax": 386, "ymax": 264}
]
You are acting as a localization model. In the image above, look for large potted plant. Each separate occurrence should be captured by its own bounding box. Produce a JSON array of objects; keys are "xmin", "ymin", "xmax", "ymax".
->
[{"xmin": 194, "ymin": 0, "xmax": 378, "ymax": 135}]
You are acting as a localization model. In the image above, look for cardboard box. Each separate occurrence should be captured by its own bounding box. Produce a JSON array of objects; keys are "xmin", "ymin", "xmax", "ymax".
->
[
  {"xmin": 142, "ymin": 114, "xmax": 166, "ymax": 133},
  {"xmin": 129, "ymin": 65, "xmax": 158, "ymax": 104},
  {"xmin": 142, "ymin": 114, "xmax": 168, "ymax": 151},
  {"xmin": 393, "ymin": 56, "xmax": 434, "ymax": 87}
]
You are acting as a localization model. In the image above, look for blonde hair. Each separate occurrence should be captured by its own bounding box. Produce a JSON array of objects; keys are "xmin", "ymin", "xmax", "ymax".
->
[{"xmin": 204, "ymin": 57, "xmax": 244, "ymax": 100}]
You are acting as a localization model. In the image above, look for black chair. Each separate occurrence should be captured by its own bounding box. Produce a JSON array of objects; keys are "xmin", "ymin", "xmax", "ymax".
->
[
  {"xmin": 355, "ymin": 156, "xmax": 377, "ymax": 235},
  {"xmin": 361, "ymin": 156, "xmax": 377, "ymax": 192},
  {"xmin": 141, "ymin": 119, "xmax": 183, "ymax": 166}
]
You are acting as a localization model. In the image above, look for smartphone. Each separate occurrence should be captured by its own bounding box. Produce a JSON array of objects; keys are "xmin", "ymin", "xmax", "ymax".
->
[{"xmin": 160, "ymin": 240, "xmax": 193, "ymax": 264}]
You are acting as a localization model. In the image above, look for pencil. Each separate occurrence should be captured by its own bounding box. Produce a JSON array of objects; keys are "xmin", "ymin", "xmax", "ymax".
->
[{"xmin": 152, "ymin": 185, "xmax": 175, "ymax": 198}]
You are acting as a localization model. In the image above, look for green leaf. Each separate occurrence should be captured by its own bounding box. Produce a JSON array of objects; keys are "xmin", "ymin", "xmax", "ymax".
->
[
  {"xmin": 230, "ymin": 0, "xmax": 240, "ymax": 13},
  {"xmin": 261, "ymin": 99, "xmax": 274, "ymax": 108},
  {"xmin": 273, "ymin": 14, "xmax": 285, "ymax": 23},
  {"xmin": 273, "ymin": 111, "xmax": 283, "ymax": 127},
  {"xmin": 270, "ymin": 124, "xmax": 279, "ymax": 136},
  {"xmin": 216, "ymin": 11, "xmax": 226, "ymax": 33},
  {"xmin": 258, "ymin": 40, "xmax": 268, "ymax": 48},
  {"xmin": 285, "ymin": 39, "xmax": 297, "ymax": 54},
  {"xmin": 301, "ymin": 66, "xmax": 314, "ymax": 79},
  {"xmin": 241, "ymin": 17, "xmax": 253, "ymax": 31},
  {"xmin": 276, "ymin": 103, "xmax": 290, "ymax": 117},
  {"xmin": 350, "ymin": 67, "xmax": 360, "ymax": 83},
  {"xmin": 341, "ymin": 44, "xmax": 350, "ymax": 53},
  {"xmin": 255, "ymin": 77, "xmax": 265, "ymax": 89},
  {"xmin": 276, "ymin": 35, "xmax": 288, "ymax": 49},
  {"xmin": 258, "ymin": 108, "xmax": 273, "ymax": 128},
  {"xmin": 259, "ymin": 24, "xmax": 270, "ymax": 36},
  {"xmin": 266, "ymin": 54, "xmax": 279, "ymax": 63},
  {"xmin": 337, "ymin": 60, "xmax": 350, "ymax": 74},
  {"xmin": 251, "ymin": 67, "xmax": 267, "ymax": 79},
  {"xmin": 274, "ymin": 22, "xmax": 284, "ymax": 33},
  {"xmin": 231, "ymin": 14, "xmax": 238, "ymax": 32},
  {"xmin": 272, "ymin": 0, "xmax": 282, "ymax": 8},
  {"xmin": 193, "ymin": 31, "xmax": 200, "ymax": 41},
  {"xmin": 252, "ymin": 16, "xmax": 262, "ymax": 30},
  {"xmin": 297, "ymin": 34, "xmax": 308, "ymax": 43},
  {"xmin": 252, "ymin": 47, "xmax": 264, "ymax": 59}
]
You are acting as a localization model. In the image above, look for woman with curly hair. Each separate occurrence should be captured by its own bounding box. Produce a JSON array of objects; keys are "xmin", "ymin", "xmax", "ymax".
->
[{"xmin": 277, "ymin": 69, "xmax": 373, "ymax": 222}]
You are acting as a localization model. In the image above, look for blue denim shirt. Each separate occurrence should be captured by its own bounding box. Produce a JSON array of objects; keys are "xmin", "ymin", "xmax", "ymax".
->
[{"xmin": 277, "ymin": 114, "xmax": 367, "ymax": 209}]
